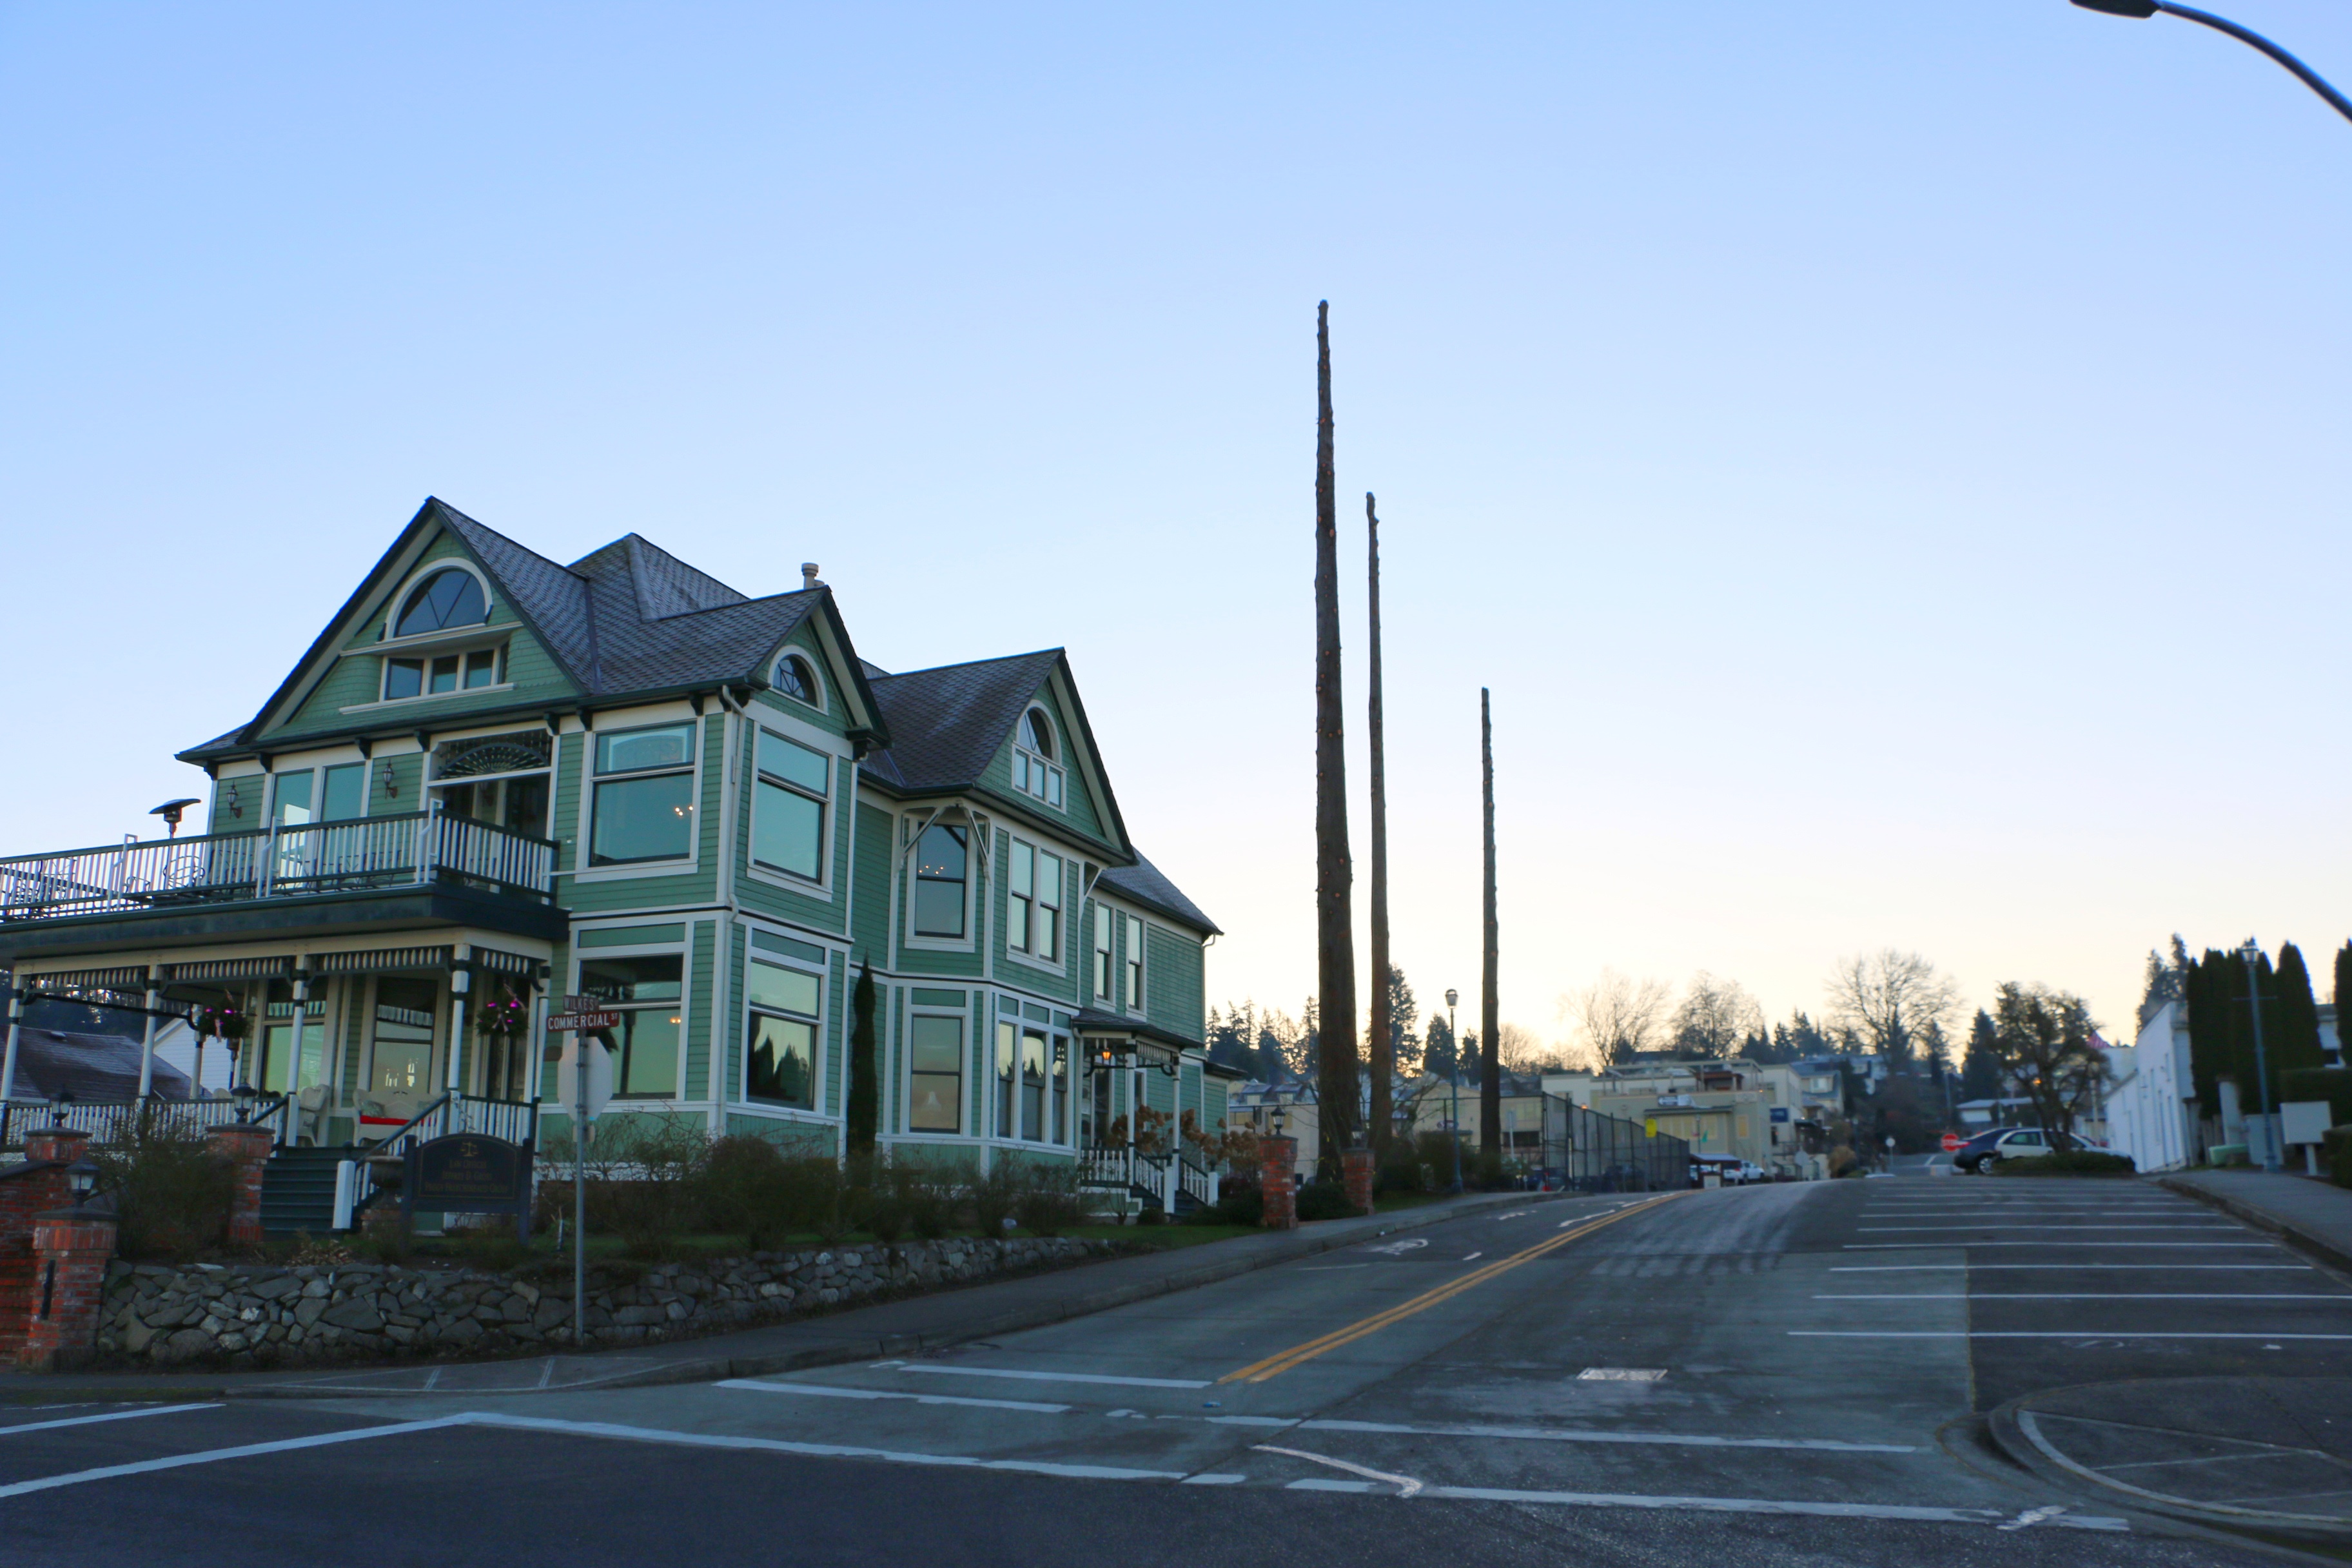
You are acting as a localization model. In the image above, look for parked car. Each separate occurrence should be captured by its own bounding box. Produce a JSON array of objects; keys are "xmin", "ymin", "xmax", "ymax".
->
[
  {"xmin": 1690, "ymin": 1154, "xmax": 1754, "ymax": 1186},
  {"xmin": 1957, "ymin": 1126, "xmax": 2109, "ymax": 1173}
]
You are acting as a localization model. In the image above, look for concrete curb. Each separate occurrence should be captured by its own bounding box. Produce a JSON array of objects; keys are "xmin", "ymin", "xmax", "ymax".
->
[
  {"xmin": 2156, "ymin": 1175, "xmax": 2352, "ymax": 1279},
  {"xmin": 5, "ymin": 1188, "xmax": 1568, "ymax": 1400},
  {"xmin": 1985, "ymin": 1389, "xmax": 2352, "ymax": 1549}
]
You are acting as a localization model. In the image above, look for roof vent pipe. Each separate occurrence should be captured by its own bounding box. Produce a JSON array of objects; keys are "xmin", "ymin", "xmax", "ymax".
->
[{"xmin": 801, "ymin": 563, "xmax": 821, "ymax": 591}]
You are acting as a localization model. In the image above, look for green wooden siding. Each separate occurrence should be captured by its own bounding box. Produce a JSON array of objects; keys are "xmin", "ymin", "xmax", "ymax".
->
[
  {"xmin": 851, "ymin": 802, "xmax": 894, "ymax": 963},
  {"xmin": 685, "ymin": 919, "xmax": 716, "ymax": 1100},
  {"xmin": 557, "ymin": 713, "xmax": 723, "ymax": 914},
  {"xmin": 1147, "ymin": 924, "xmax": 1204, "ymax": 1041},
  {"xmin": 975, "ymin": 680, "xmax": 1113, "ymax": 849},
  {"xmin": 270, "ymin": 530, "xmax": 576, "ymax": 742}
]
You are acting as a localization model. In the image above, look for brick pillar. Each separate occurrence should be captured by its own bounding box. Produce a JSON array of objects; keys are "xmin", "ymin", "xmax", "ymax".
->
[
  {"xmin": 19, "ymin": 1209, "xmax": 118, "ymax": 1370},
  {"xmin": 0, "ymin": 1129, "xmax": 84, "ymax": 1361},
  {"xmin": 208, "ymin": 1123, "xmax": 274, "ymax": 1248},
  {"xmin": 1342, "ymin": 1147, "xmax": 1375, "ymax": 1216},
  {"xmin": 1260, "ymin": 1136, "xmax": 1298, "ymax": 1231}
]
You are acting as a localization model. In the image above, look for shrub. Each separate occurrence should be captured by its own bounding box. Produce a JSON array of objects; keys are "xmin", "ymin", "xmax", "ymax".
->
[
  {"xmin": 885, "ymin": 1158, "xmax": 958, "ymax": 1240},
  {"xmin": 968, "ymin": 1161, "xmax": 1025, "ymax": 1237},
  {"xmin": 2324, "ymin": 1126, "xmax": 2352, "ymax": 1190},
  {"xmin": 1015, "ymin": 1164, "xmax": 1084, "ymax": 1237},
  {"xmin": 1202, "ymin": 1184, "xmax": 1264, "ymax": 1226},
  {"xmin": 1990, "ymin": 1150, "xmax": 2137, "ymax": 1177},
  {"xmin": 1827, "ymin": 1146, "xmax": 1859, "ymax": 1178},
  {"xmin": 93, "ymin": 1117, "xmax": 235, "ymax": 1262},
  {"xmin": 698, "ymin": 1135, "xmax": 790, "ymax": 1249},
  {"xmin": 1295, "ymin": 1180, "xmax": 1356, "ymax": 1222},
  {"xmin": 358, "ymin": 1208, "xmax": 414, "ymax": 1266}
]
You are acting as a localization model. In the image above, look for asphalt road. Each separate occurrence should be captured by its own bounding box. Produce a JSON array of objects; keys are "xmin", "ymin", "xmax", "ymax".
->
[{"xmin": 3, "ymin": 1176, "xmax": 2342, "ymax": 1566}]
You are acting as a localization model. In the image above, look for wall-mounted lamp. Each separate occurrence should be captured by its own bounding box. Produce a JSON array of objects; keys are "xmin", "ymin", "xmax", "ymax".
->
[
  {"xmin": 225, "ymin": 781, "xmax": 244, "ymax": 820},
  {"xmin": 378, "ymin": 760, "xmax": 399, "ymax": 798}
]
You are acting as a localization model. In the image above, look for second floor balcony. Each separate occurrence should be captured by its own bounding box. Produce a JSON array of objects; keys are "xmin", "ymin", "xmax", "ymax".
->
[{"xmin": 0, "ymin": 808, "xmax": 564, "ymax": 961}]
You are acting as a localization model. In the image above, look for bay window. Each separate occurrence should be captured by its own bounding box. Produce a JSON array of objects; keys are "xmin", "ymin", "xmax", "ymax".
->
[
  {"xmin": 908, "ymin": 1015, "xmax": 964, "ymax": 1132},
  {"xmin": 745, "ymin": 956, "xmax": 821, "ymax": 1110}
]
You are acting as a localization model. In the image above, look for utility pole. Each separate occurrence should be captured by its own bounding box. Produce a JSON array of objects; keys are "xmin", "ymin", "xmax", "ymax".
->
[
  {"xmin": 1479, "ymin": 688, "xmax": 1501, "ymax": 1182},
  {"xmin": 1446, "ymin": 988, "xmax": 1462, "ymax": 1193},
  {"xmin": 1311, "ymin": 302, "xmax": 1359, "ymax": 1179},
  {"xmin": 1366, "ymin": 492, "xmax": 1392, "ymax": 1161}
]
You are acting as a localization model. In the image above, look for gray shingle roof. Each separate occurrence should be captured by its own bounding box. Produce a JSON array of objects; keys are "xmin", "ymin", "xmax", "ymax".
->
[
  {"xmin": 861, "ymin": 651, "xmax": 1062, "ymax": 793},
  {"xmin": 1099, "ymin": 852, "xmax": 1220, "ymax": 935}
]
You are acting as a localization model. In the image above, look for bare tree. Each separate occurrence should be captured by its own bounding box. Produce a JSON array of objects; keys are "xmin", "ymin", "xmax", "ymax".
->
[
  {"xmin": 1823, "ymin": 950, "xmax": 1961, "ymax": 1068},
  {"xmin": 1989, "ymin": 982, "xmax": 2108, "ymax": 1151},
  {"xmin": 1495, "ymin": 1023, "xmax": 1565, "ymax": 1076},
  {"xmin": 1311, "ymin": 302, "xmax": 1358, "ymax": 1174},
  {"xmin": 1669, "ymin": 972, "xmax": 1764, "ymax": 1060},
  {"xmin": 1562, "ymin": 969, "xmax": 1672, "ymax": 1066}
]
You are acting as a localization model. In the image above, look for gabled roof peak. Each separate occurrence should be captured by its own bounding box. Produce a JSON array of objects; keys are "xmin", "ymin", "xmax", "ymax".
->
[{"xmin": 567, "ymin": 531, "xmax": 752, "ymax": 622}]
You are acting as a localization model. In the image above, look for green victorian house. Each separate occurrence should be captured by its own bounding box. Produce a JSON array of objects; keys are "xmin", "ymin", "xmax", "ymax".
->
[{"xmin": 0, "ymin": 499, "xmax": 1231, "ymax": 1224}]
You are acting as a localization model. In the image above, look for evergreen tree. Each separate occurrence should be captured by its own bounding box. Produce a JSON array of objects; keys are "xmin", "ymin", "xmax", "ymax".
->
[
  {"xmin": 2271, "ymin": 943, "xmax": 2326, "ymax": 1099},
  {"xmin": 1383, "ymin": 966, "xmax": 1422, "ymax": 1076},
  {"xmin": 846, "ymin": 961, "xmax": 879, "ymax": 1159},
  {"xmin": 1958, "ymin": 1009, "xmax": 2003, "ymax": 1101},
  {"xmin": 1424, "ymin": 1012, "xmax": 1456, "ymax": 1079}
]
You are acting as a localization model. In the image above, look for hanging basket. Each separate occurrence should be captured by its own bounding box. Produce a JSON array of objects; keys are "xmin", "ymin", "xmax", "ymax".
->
[
  {"xmin": 475, "ymin": 997, "xmax": 531, "ymax": 1039},
  {"xmin": 199, "ymin": 1004, "xmax": 253, "ymax": 1042}
]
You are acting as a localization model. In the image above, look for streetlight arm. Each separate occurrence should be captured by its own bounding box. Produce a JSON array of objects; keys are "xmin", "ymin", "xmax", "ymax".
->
[{"xmin": 2092, "ymin": 1, "xmax": 2352, "ymax": 125}]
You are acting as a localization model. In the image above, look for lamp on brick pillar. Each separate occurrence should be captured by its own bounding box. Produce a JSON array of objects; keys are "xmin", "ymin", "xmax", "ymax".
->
[
  {"xmin": 19, "ymin": 1153, "xmax": 115, "ymax": 1371},
  {"xmin": 1260, "ymin": 1100, "xmax": 1298, "ymax": 1231}
]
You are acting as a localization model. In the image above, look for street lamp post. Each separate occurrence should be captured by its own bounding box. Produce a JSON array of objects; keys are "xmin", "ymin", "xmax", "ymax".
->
[
  {"xmin": 2070, "ymin": 1, "xmax": 2352, "ymax": 126},
  {"xmin": 2240, "ymin": 939, "xmax": 2281, "ymax": 1172},
  {"xmin": 1445, "ymin": 988, "xmax": 1463, "ymax": 1193}
]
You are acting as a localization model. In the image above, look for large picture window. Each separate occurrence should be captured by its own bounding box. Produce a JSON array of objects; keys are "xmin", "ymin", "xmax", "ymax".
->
[
  {"xmin": 580, "ymin": 954, "xmax": 683, "ymax": 1099},
  {"xmin": 992, "ymin": 1018, "xmax": 1065, "ymax": 1143},
  {"xmin": 1008, "ymin": 841, "xmax": 1061, "ymax": 961},
  {"xmin": 908, "ymin": 1015, "xmax": 964, "ymax": 1133},
  {"xmin": 745, "ymin": 956, "xmax": 820, "ymax": 1109},
  {"xmin": 752, "ymin": 730, "xmax": 828, "ymax": 882},
  {"xmin": 912, "ymin": 823, "xmax": 968, "ymax": 939},
  {"xmin": 590, "ymin": 725, "xmax": 696, "ymax": 865}
]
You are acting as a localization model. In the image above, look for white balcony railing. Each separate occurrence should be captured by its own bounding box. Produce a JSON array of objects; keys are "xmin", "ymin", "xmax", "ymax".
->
[{"xmin": 0, "ymin": 807, "xmax": 556, "ymax": 925}]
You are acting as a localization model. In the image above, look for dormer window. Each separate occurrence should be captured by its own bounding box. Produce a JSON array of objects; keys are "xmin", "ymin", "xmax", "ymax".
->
[
  {"xmin": 384, "ymin": 645, "xmax": 504, "ymax": 701},
  {"xmin": 394, "ymin": 567, "xmax": 487, "ymax": 638},
  {"xmin": 1012, "ymin": 707, "xmax": 1064, "ymax": 808},
  {"xmin": 773, "ymin": 654, "xmax": 820, "ymax": 707}
]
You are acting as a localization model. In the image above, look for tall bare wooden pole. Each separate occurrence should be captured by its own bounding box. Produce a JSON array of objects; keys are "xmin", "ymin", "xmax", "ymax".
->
[
  {"xmin": 1313, "ymin": 302, "xmax": 1358, "ymax": 1177},
  {"xmin": 1366, "ymin": 492, "xmax": 1392, "ymax": 1156},
  {"xmin": 1479, "ymin": 686, "xmax": 1501, "ymax": 1179}
]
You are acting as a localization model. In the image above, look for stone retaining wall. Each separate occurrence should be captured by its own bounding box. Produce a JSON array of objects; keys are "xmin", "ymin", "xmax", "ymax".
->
[{"xmin": 95, "ymin": 1236, "xmax": 1112, "ymax": 1368}]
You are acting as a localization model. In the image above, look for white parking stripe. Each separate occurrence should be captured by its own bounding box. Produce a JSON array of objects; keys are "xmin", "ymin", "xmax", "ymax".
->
[
  {"xmin": 898, "ymin": 1365, "xmax": 1211, "ymax": 1390},
  {"xmin": 1831, "ymin": 1264, "xmax": 2310, "ymax": 1271},
  {"xmin": 1791, "ymin": 1331, "xmax": 2352, "ymax": 1340},
  {"xmin": 717, "ymin": 1379, "xmax": 1070, "ymax": 1413},
  {"xmin": 1843, "ymin": 1242, "xmax": 2276, "ymax": 1250},
  {"xmin": 462, "ymin": 1412, "xmax": 1193, "ymax": 1481},
  {"xmin": 0, "ymin": 1404, "xmax": 220, "ymax": 1438},
  {"xmin": 1816, "ymin": 1293, "xmax": 2349, "ymax": 1302},
  {"xmin": 1296, "ymin": 1417, "xmax": 1912, "ymax": 1453},
  {"xmin": 1416, "ymin": 1484, "xmax": 2126, "ymax": 1531},
  {"xmin": 1856, "ymin": 1225, "xmax": 2237, "ymax": 1232},
  {"xmin": 0, "ymin": 1417, "xmax": 469, "ymax": 1499}
]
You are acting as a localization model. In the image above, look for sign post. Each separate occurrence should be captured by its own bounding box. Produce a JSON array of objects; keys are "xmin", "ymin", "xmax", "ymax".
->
[{"xmin": 550, "ymin": 999, "xmax": 616, "ymax": 1348}]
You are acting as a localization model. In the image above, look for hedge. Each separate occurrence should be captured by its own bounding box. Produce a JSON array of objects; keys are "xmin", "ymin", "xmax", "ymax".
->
[
  {"xmin": 2282, "ymin": 1067, "xmax": 2352, "ymax": 1130},
  {"xmin": 2324, "ymin": 1126, "xmax": 2352, "ymax": 1191}
]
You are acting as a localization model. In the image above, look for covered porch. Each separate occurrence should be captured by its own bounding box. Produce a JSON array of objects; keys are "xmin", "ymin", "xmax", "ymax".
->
[{"xmin": 1072, "ymin": 1009, "xmax": 1224, "ymax": 1215}]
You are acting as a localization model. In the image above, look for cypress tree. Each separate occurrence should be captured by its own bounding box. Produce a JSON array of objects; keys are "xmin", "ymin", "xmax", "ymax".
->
[
  {"xmin": 846, "ymin": 959, "xmax": 879, "ymax": 1159},
  {"xmin": 2270, "ymin": 943, "xmax": 2325, "ymax": 1104},
  {"xmin": 2185, "ymin": 948, "xmax": 2234, "ymax": 1115}
]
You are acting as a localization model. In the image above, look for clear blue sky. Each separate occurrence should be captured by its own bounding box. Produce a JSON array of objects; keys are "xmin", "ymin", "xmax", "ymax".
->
[{"xmin": 6, "ymin": 2, "xmax": 2349, "ymax": 1048}]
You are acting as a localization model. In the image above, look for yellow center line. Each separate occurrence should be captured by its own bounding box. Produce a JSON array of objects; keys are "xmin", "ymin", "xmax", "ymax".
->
[{"xmin": 1218, "ymin": 1192, "xmax": 1685, "ymax": 1384}]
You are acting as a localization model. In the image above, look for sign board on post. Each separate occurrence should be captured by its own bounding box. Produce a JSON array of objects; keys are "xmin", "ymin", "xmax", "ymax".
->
[
  {"xmin": 403, "ymin": 1134, "xmax": 534, "ymax": 1241},
  {"xmin": 1770, "ymin": 1108, "xmax": 1790, "ymax": 1124},
  {"xmin": 555, "ymin": 1037, "xmax": 614, "ymax": 1123},
  {"xmin": 1939, "ymin": 1132, "xmax": 1963, "ymax": 1153}
]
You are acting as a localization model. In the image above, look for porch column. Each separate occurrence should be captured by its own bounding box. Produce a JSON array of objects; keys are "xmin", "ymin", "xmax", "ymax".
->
[
  {"xmin": 0, "ymin": 985, "xmax": 22, "ymax": 1104},
  {"xmin": 525, "ymin": 982, "xmax": 549, "ymax": 1104},
  {"xmin": 134, "ymin": 966, "xmax": 162, "ymax": 1101},
  {"xmin": 286, "ymin": 968, "xmax": 309, "ymax": 1101},
  {"xmin": 445, "ymin": 947, "xmax": 471, "ymax": 1095}
]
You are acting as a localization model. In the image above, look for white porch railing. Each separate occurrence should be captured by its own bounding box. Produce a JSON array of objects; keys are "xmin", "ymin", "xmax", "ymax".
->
[
  {"xmin": 0, "ymin": 1094, "xmax": 288, "ymax": 1153},
  {"xmin": 0, "ymin": 807, "xmax": 556, "ymax": 924}
]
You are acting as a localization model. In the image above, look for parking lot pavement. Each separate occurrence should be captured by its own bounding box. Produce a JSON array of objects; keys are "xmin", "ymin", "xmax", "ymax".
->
[
  {"xmin": 0, "ymin": 1183, "xmax": 2327, "ymax": 1565},
  {"xmin": 1799, "ymin": 1176, "xmax": 2352, "ymax": 1411}
]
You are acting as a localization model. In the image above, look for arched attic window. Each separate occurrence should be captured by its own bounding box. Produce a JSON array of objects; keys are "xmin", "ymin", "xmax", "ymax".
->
[
  {"xmin": 774, "ymin": 654, "xmax": 821, "ymax": 707},
  {"xmin": 394, "ymin": 567, "xmax": 487, "ymax": 637},
  {"xmin": 1013, "ymin": 705, "xmax": 1064, "ymax": 809}
]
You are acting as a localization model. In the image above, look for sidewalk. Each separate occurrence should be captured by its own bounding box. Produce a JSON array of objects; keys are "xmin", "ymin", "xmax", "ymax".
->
[
  {"xmin": 2159, "ymin": 1167, "xmax": 2352, "ymax": 1277},
  {"xmin": 0, "ymin": 1187, "xmax": 1565, "ymax": 1402}
]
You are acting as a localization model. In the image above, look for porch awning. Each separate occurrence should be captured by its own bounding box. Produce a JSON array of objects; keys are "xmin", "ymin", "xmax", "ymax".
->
[{"xmin": 1070, "ymin": 1008, "xmax": 1201, "ymax": 1058}]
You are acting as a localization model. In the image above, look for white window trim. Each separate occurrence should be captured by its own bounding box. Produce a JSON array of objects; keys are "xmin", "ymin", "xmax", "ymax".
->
[
  {"xmin": 743, "ymin": 723, "xmax": 838, "ymax": 896},
  {"xmin": 1124, "ymin": 910, "xmax": 1150, "ymax": 1017},
  {"xmin": 902, "ymin": 814, "xmax": 976, "ymax": 952},
  {"xmin": 1001, "ymin": 835, "xmax": 1066, "ymax": 975},
  {"xmin": 987, "ymin": 1016, "xmax": 1075, "ymax": 1148},
  {"xmin": 1010, "ymin": 704, "xmax": 1066, "ymax": 813},
  {"xmin": 573, "ymin": 717, "xmax": 707, "ymax": 882},
  {"xmin": 902, "ymin": 1007, "xmax": 970, "ymax": 1138},
  {"xmin": 566, "ymin": 940, "xmax": 692, "ymax": 1102},
  {"xmin": 382, "ymin": 558, "xmax": 497, "ymax": 643},
  {"xmin": 741, "ymin": 946, "xmax": 828, "ymax": 1116},
  {"xmin": 769, "ymin": 651, "xmax": 827, "ymax": 714}
]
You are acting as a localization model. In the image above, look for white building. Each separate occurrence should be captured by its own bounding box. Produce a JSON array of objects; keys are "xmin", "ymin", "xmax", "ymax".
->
[{"xmin": 2103, "ymin": 998, "xmax": 2197, "ymax": 1173}]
